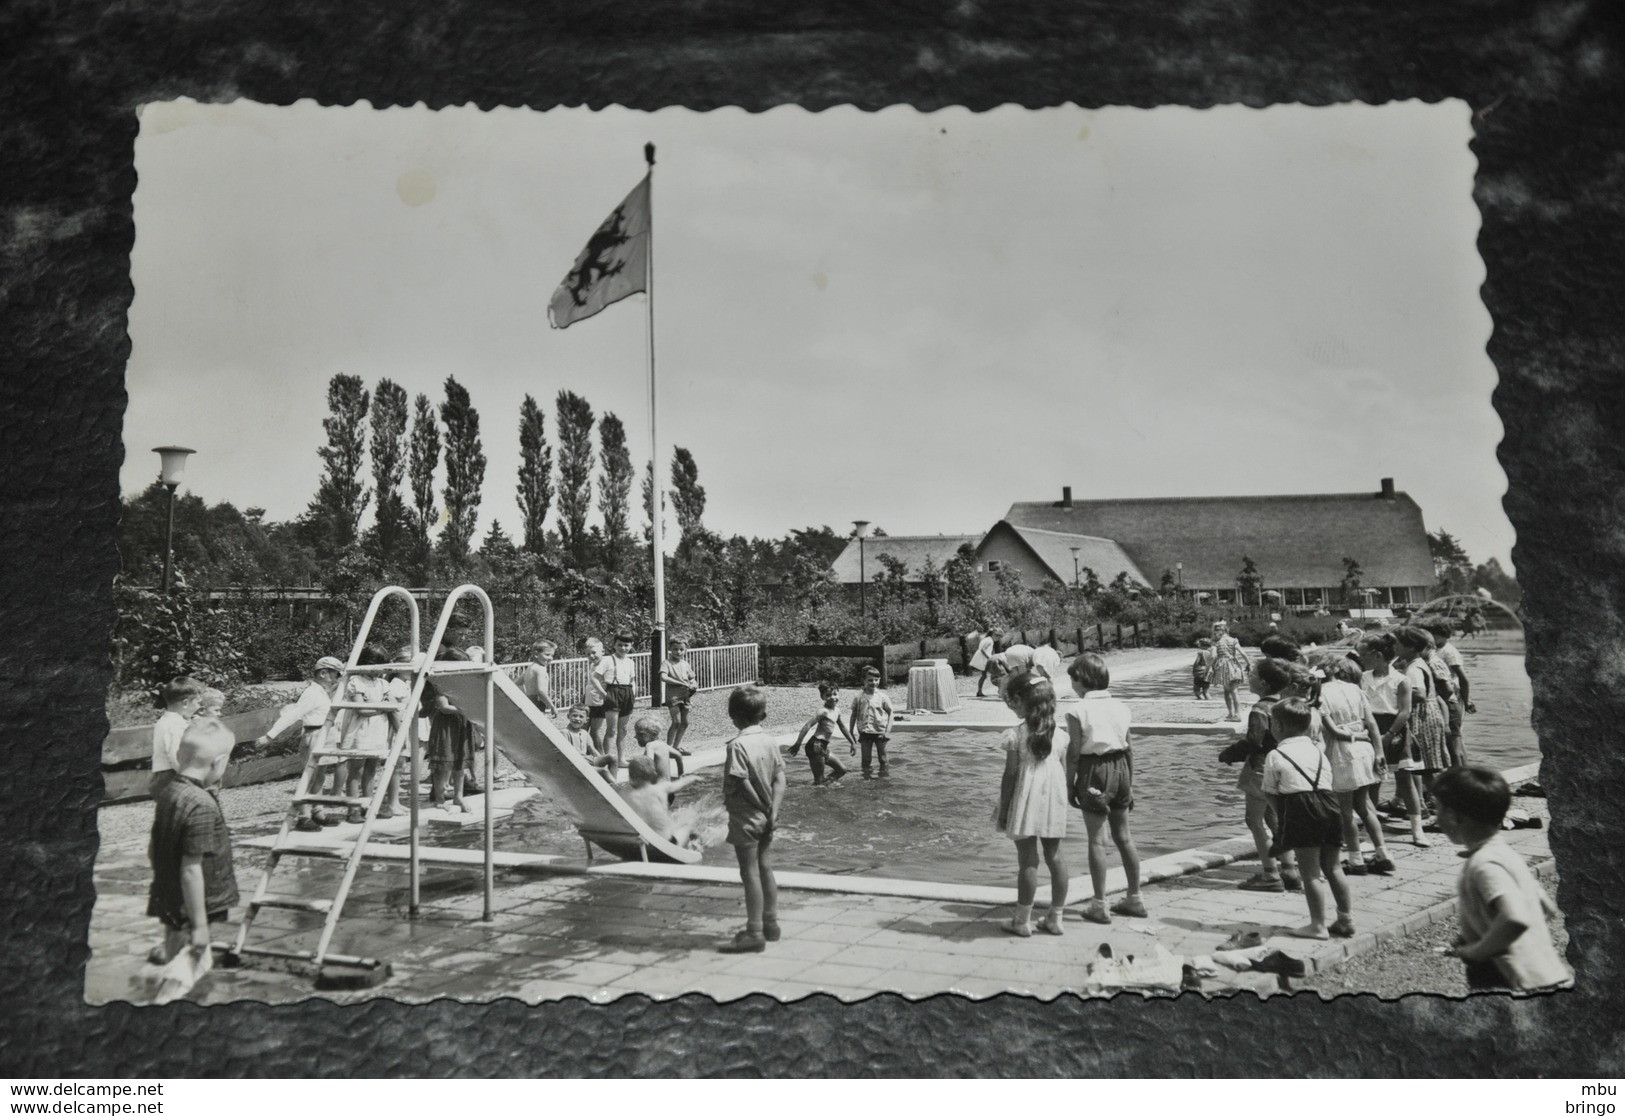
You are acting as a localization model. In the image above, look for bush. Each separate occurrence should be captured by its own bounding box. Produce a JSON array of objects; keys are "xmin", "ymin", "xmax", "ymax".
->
[{"xmin": 112, "ymin": 577, "xmax": 249, "ymax": 699}]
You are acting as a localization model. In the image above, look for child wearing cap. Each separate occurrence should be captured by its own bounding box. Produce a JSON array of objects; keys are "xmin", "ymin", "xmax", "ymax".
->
[{"xmin": 259, "ymin": 656, "xmax": 344, "ymax": 831}]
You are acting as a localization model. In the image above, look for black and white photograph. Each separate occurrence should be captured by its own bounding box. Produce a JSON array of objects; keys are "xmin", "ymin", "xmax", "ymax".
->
[{"xmin": 88, "ymin": 96, "xmax": 1562, "ymax": 1009}]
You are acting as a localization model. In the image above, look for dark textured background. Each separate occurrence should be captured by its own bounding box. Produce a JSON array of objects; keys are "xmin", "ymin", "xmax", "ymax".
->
[{"xmin": 3, "ymin": 0, "xmax": 1623, "ymax": 1078}]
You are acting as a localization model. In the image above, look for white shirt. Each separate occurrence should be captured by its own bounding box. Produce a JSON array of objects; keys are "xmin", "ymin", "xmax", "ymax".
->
[
  {"xmin": 1458, "ymin": 835, "xmax": 1572, "ymax": 990},
  {"xmin": 1030, "ymin": 644, "xmax": 1062, "ymax": 681},
  {"xmin": 265, "ymin": 681, "xmax": 333, "ymax": 739},
  {"xmin": 150, "ymin": 710, "xmax": 190, "ymax": 774},
  {"xmin": 596, "ymin": 653, "xmax": 636, "ymax": 686},
  {"xmin": 1361, "ymin": 668, "xmax": 1403, "ymax": 715},
  {"xmin": 1262, "ymin": 736, "xmax": 1331, "ymax": 794},
  {"xmin": 1064, "ymin": 691, "xmax": 1132, "ymax": 756}
]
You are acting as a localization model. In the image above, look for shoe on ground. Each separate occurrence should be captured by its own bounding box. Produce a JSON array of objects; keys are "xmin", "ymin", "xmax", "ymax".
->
[
  {"xmin": 762, "ymin": 918, "xmax": 781, "ymax": 943},
  {"xmin": 1081, "ymin": 904, "xmax": 1112, "ymax": 925},
  {"xmin": 719, "ymin": 930, "xmax": 767, "ymax": 954},
  {"xmin": 1218, "ymin": 929, "xmax": 1266, "ymax": 952},
  {"xmin": 295, "ymin": 817, "xmax": 322, "ymax": 833},
  {"xmin": 1038, "ymin": 912, "xmax": 1064, "ymax": 936},
  {"xmin": 1251, "ymin": 950, "xmax": 1308, "ymax": 978},
  {"xmin": 1239, "ymin": 873, "xmax": 1286, "ymax": 893},
  {"xmin": 1001, "ymin": 918, "xmax": 1034, "ymax": 937},
  {"xmin": 1329, "ymin": 916, "xmax": 1357, "ymax": 939},
  {"xmin": 1281, "ymin": 872, "xmax": 1303, "ymax": 892},
  {"xmin": 1366, "ymin": 855, "xmax": 1396, "ymax": 875},
  {"xmin": 146, "ymin": 946, "xmax": 171, "ymax": 966},
  {"xmin": 1343, "ymin": 860, "xmax": 1369, "ymax": 876},
  {"xmin": 1109, "ymin": 896, "xmax": 1148, "ymax": 918}
]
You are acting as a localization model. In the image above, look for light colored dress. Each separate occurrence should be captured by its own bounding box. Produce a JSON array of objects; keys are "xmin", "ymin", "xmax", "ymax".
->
[
  {"xmin": 1403, "ymin": 660, "xmax": 1451, "ymax": 771},
  {"xmin": 998, "ymin": 725, "xmax": 1069, "ymax": 839},
  {"xmin": 1209, "ymin": 635, "xmax": 1249, "ymax": 688},
  {"xmin": 1318, "ymin": 678, "xmax": 1379, "ymax": 791}
]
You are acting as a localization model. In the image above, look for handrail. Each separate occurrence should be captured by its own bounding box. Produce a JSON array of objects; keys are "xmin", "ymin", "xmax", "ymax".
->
[{"xmin": 347, "ymin": 586, "xmax": 422, "ymax": 665}]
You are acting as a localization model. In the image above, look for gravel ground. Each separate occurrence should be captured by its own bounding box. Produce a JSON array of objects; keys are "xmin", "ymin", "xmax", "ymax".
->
[{"xmin": 1298, "ymin": 874, "xmax": 1568, "ymax": 999}]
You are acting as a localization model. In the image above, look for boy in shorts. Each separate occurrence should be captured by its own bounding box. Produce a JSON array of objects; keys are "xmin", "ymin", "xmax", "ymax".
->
[
  {"xmin": 659, "ymin": 637, "xmax": 697, "ymax": 756},
  {"xmin": 719, "ymin": 685, "xmax": 786, "ymax": 953},
  {"xmin": 849, "ymin": 666, "xmax": 894, "ymax": 777},
  {"xmin": 595, "ymin": 632, "xmax": 638, "ymax": 766},
  {"xmin": 146, "ymin": 718, "xmax": 240, "ymax": 973},
  {"xmin": 1063, "ymin": 653, "xmax": 1145, "ymax": 924},
  {"xmin": 581, "ymin": 638, "xmax": 608, "ymax": 751},
  {"xmin": 1435, "ymin": 766, "xmax": 1572, "ymax": 991},
  {"xmin": 790, "ymin": 681, "xmax": 854, "ymax": 785}
]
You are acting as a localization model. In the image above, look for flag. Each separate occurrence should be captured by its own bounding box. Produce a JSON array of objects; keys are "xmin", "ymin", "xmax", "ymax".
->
[{"xmin": 548, "ymin": 176, "xmax": 650, "ymax": 329}]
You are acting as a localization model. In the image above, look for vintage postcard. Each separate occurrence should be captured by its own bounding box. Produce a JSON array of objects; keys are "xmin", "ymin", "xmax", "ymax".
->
[{"xmin": 91, "ymin": 98, "xmax": 1557, "ymax": 1006}]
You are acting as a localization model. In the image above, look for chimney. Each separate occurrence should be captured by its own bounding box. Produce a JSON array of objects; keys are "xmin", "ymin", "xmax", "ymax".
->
[
  {"xmin": 1379, "ymin": 477, "xmax": 1395, "ymax": 500},
  {"xmin": 1060, "ymin": 486, "xmax": 1073, "ymax": 509}
]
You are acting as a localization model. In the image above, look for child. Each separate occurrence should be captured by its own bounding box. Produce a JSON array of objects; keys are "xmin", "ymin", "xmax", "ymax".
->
[
  {"xmin": 1388, "ymin": 628, "xmax": 1450, "ymax": 846},
  {"xmin": 633, "ymin": 712, "xmax": 683, "ymax": 780},
  {"xmin": 257, "ymin": 656, "xmax": 343, "ymax": 831},
  {"xmin": 562, "ymin": 704, "xmax": 617, "ymax": 784},
  {"xmin": 1434, "ymin": 766, "xmax": 1572, "ymax": 991},
  {"xmin": 145, "ymin": 717, "xmax": 240, "ymax": 974},
  {"xmin": 969, "ymin": 630, "xmax": 997, "ymax": 697},
  {"xmin": 1063, "ymin": 653, "xmax": 1144, "ymax": 925},
  {"xmin": 194, "ymin": 687, "xmax": 225, "ymax": 721},
  {"xmin": 595, "ymin": 633, "xmax": 638, "ymax": 766},
  {"xmin": 1262, "ymin": 699, "xmax": 1353, "ymax": 940},
  {"xmin": 374, "ymin": 647, "xmax": 420, "ymax": 820},
  {"xmin": 850, "ymin": 666, "xmax": 895, "ymax": 777},
  {"xmin": 1208, "ymin": 620, "xmax": 1250, "ymax": 721},
  {"xmin": 150, "ymin": 676, "xmax": 207, "ymax": 796},
  {"xmin": 659, "ymin": 637, "xmax": 698, "ymax": 756},
  {"xmin": 789, "ymin": 682, "xmax": 854, "ymax": 786},
  {"xmin": 1424, "ymin": 618, "xmax": 1474, "ymax": 766},
  {"xmin": 1222, "ymin": 657, "xmax": 1300, "ymax": 892},
  {"xmin": 719, "ymin": 685, "xmax": 786, "ymax": 954},
  {"xmin": 1191, "ymin": 638, "xmax": 1214, "ymax": 700},
  {"xmin": 518, "ymin": 639, "xmax": 558, "ymax": 717},
  {"xmin": 424, "ymin": 645, "xmax": 473, "ymax": 813},
  {"xmin": 336, "ymin": 645, "xmax": 395, "ymax": 823},
  {"xmin": 581, "ymin": 637, "xmax": 608, "ymax": 751},
  {"xmin": 1316, "ymin": 654, "xmax": 1394, "ymax": 875},
  {"xmin": 996, "ymin": 670, "xmax": 1070, "ymax": 937},
  {"xmin": 1030, "ymin": 639, "xmax": 1063, "ymax": 684},
  {"xmin": 620, "ymin": 756, "xmax": 702, "ymax": 849}
]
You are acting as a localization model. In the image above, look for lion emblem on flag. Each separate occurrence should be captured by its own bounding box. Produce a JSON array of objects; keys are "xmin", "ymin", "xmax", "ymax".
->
[{"xmin": 564, "ymin": 206, "xmax": 631, "ymax": 307}]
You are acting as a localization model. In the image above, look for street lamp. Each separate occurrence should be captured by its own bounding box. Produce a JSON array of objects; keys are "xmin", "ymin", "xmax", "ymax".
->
[
  {"xmin": 153, "ymin": 446, "xmax": 195, "ymax": 594},
  {"xmin": 1069, "ymin": 545, "xmax": 1081, "ymax": 590},
  {"xmin": 852, "ymin": 520, "xmax": 871, "ymax": 618},
  {"xmin": 1176, "ymin": 561, "xmax": 1183, "ymax": 596}
]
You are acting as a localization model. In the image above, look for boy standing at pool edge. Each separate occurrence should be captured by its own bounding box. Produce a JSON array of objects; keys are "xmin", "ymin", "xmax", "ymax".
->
[
  {"xmin": 720, "ymin": 685, "xmax": 786, "ymax": 954},
  {"xmin": 850, "ymin": 666, "xmax": 894, "ymax": 777},
  {"xmin": 659, "ymin": 637, "xmax": 697, "ymax": 756}
]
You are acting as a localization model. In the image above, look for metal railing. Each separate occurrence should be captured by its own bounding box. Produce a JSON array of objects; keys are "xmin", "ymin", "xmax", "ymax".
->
[{"xmin": 499, "ymin": 642, "xmax": 759, "ymax": 709}]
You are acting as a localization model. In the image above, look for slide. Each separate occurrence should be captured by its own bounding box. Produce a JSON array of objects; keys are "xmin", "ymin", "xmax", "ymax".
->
[{"xmin": 432, "ymin": 668, "xmax": 702, "ymax": 865}]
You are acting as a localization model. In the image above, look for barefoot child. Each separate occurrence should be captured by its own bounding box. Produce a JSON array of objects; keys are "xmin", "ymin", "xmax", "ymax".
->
[
  {"xmin": 620, "ymin": 756, "xmax": 702, "ymax": 849},
  {"xmin": 659, "ymin": 638, "xmax": 698, "ymax": 756},
  {"xmin": 150, "ymin": 676, "xmax": 207, "ymax": 796},
  {"xmin": 597, "ymin": 633, "xmax": 639, "ymax": 766},
  {"xmin": 789, "ymin": 682, "xmax": 853, "ymax": 785},
  {"xmin": 336, "ymin": 645, "xmax": 395, "ymax": 823},
  {"xmin": 562, "ymin": 704, "xmax": 618, "ymax": 784},
  {"xmin": 718, "ymin": 685, "xmax": 786, "ymax": 954},
  {"xmin": 1434, "ymin": 766, "xmax": 1572, "ymax": 991},
  {"xmin": 1262, "ymin": 699, "xmax": 1353, "ymax": 940},
  {"xmin": 996, "ymin": 671, "xmax": 1069, "ymax": 936},
  {"xmin": 145, "ymin": 718, "xmax": 239, "ymax": 975},
  {"xmin": 1209, "ymin": 621, "xmax": 1250, "ymax": 721},
  {"xmin": 1222, "ymin": 658, "xmax": 1303, "ymax": 892},
  {"xmin": 1317, "ymin": 654, "xmax": 1394, "ymax": 875},
  {"xmin": 633, "ymin": 713, "xmax": 683, "ymax": 780},
  {"xmin": 518, "ymin": 639, "xmax": 558, "ymax": 717},
  {"xmin": 1063, "ymin": 653, "xmax": 1144, "ymax": 925},
  {"xmin": 850, "ymin": 666, "xmax": 894, "ymax": 777},
  {"xmin": 969, "ymin": 630, "xmax": 997, "ymax": 698},
  {"xmin": 1192, "ymin": 639, "xmax": 1213, "ymax": 700},
  {"xmin": 581, "ymin": 638, "xmax": 608, "ymax": 751}
]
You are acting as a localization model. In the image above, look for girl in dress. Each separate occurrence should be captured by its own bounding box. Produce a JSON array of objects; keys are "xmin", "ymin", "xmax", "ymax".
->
[
  {"xmin": 1359, "ymin": 631, "xmax": 1428, "ymax": 846},
  {"xmin": 1315, "ymin": 654, "xmax": 1394, "ymax": 875},
  {"xmin": 995, "ymin": 671, "xmax": 1070, "ymax": 937},
  {"xmin": 1392, "ymin": 627, "xmax": 1452, "ymax": 827},
  {"xmin": 337, "ymin": 645, "xmax": 395, "ymax": 823},
  {"xmin": 1207, "ymin": 620, "xmax": 1250, "ymax": 720}
]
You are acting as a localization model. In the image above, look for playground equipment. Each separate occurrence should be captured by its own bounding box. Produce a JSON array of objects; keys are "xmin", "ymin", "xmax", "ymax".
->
[
  {"xmin": 224, "ymin": 583, "xmax": 700, "ymax": 989},
  {"xmin": 1412, "ymin": 592, "xmax": 1524, "ymax": 631}
]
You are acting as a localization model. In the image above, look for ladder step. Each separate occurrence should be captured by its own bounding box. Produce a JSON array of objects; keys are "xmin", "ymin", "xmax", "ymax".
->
[
  {"xmin": 252, "ymin": 896, "xmax": 334, "ymax": 913},
  {"xmin": 293, "ymin": 794, "xmax": 373, "ymax": 806},
  {"xmin": 309, "ymin": 748, "xmax": 392, "ymax": 760},
  {"xmin": 329, "ymin": 701, "xmax": 405, "ymax": 712},
  {"xmin": 341, "ymin": 664, "xmax": 410, "ymax": 675}
]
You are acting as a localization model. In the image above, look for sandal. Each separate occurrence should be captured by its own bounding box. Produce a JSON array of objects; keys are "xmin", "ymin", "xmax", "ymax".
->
[
  {"xmin": 1001, "ymin": 918, "xmax": 1034, "ymax": 938},
  {"xmin": 1109, "ymin": 896, "xmax": 1148, "ymax": 918},
  {"xmin": 1239, "ymin": 873, "xmax": 1285, "ymax": 893},
  {"xmin": 1281, "ymin": 872, "xmax": 1303, "ymax": 892},
  {"xmin": 1081, "ymin": 904, "xmax": 1112, "ymax": 925}
]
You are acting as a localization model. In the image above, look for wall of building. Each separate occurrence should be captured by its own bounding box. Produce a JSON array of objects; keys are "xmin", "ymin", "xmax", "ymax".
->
[{"xmin": 975, "ymin": 530, "xmax": 1061, "ymax": 591}]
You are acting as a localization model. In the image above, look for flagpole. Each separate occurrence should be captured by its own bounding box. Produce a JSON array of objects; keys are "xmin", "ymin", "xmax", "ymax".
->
[{"xmin": 645, "ymin": 142, "xmax": 667, "ymax": 704}]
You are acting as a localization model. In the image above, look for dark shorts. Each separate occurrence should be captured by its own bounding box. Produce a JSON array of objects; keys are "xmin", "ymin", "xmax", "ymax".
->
[
  {"xmin": 1276, "ymin": 790, "xmax": 1342, "ymax": 850},
  {"xmin": 726, "ymin": 808, "xmax": 774, "ymax": 848},
  {"xmin": 606, "ymin": 683, "xmax": 635, "ymax": 717},
  {"xmin": 1075, "ymin": 750, "xmax": 1134, "ymax": 815},
  {"xmin": 588, "ymin": 703, "xmax": 606, "ymax": 722}
]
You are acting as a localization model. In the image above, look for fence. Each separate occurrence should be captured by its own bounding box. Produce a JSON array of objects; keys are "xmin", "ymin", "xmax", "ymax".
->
[{"xmin": 499, "ymin": 642, "xmax": 759, "ymax": 709}]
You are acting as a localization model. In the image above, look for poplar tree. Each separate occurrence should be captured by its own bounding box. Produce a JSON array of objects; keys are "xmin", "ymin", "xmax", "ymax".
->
[
  {"xmin": 408, "ymin": 392, "xmax": 440, "ymax": 575},
  {"xmin": 670, "ymin": 446, "xmax": 706, "ymax": 553},
  {"xmin": 555, "ymin": 390, "xmax": 595, "ymax": 568},
  {"xmin": 597, "ymin": 412, "xmax": 634, "ymax": 570},
  {"xmin": 516, "ymin": 394, "xmax": 553, "ymax": 554},
  {"xmin": 367, "ymin": 378, "xmax": 409, "ymax": 565},
  {"xmin": 439, "ymin": 376, "xmax": 486, "ymax": 561},
  {"xmin": 305, "ymin": 373, "xmax": 371, "ymax": 551}
]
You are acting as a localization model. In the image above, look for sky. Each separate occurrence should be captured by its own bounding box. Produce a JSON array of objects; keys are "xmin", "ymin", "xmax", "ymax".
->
[{"xmin": 122, "ymin": 98, "xmax": 1512, "ymax": 569}]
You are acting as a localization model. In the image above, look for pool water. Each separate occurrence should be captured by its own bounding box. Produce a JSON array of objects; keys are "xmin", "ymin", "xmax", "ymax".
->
[{"xmin": 488, "ymin": 651, "xmax": 1539, "ymax": 888}]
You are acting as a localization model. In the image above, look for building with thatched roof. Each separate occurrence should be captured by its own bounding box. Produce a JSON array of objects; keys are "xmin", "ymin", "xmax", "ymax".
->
[
  {"xmin": 1002, "ymin": 480, "xmax": 1436, "ymax": 607},
  {"xmin": 828, "ymin": 534, "xmax": 981, "ymax": 586},
  {"xmin": 975, "ymin": 523, "xmax": 1146, "ymax": 591}
]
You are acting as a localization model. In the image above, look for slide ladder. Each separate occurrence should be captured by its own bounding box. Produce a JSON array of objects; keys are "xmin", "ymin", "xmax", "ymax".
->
[{"xmin": 224, "ymin": 586, "xmax": 430, "ymax": 989}]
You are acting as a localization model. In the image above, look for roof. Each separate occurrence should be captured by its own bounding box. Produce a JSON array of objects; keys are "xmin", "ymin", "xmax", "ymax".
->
[
  {"xmin": 830, "ymin": 535, "xmax": 982, "ymax": 583},
  {"xmin": 1003, "ymin": 490, "xmax": 1435, "ymax": 589},
  {"xmin": 983, "ymin": 523, "xmax": 1148, "ymax": 587}
]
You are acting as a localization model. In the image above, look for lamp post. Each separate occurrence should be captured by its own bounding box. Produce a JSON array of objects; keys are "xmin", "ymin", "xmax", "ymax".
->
[
  {"xmin": 1070, "ymin": 545, "xmax": 1081, "ymax": 590},
  {"xmin": 153, "ymin": 446, "xmax": 196, "ymax": 595},
  {"xmin": 852, "ymin": 520, "xmax": 871, "ymax": 618},
  {"xmin": 1176, "ymin": 561, "xmax": 1183, "ymax": 597}
]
